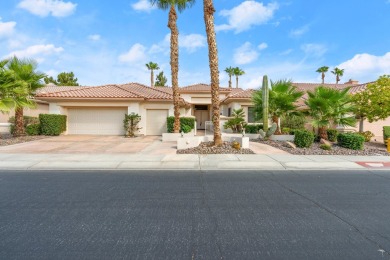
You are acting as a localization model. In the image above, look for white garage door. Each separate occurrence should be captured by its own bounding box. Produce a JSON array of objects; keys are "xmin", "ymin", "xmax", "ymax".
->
[
  {"xmin": 68, "ymin": 108, "xmax": 127, "ymax": 135},
  {"xmin": 146, "ymin": 109, "xmax": 168, "ymax": 135}
]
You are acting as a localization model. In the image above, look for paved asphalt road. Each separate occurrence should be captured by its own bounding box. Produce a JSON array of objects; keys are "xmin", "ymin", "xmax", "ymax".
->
[{"xmin": 1, "ymin": 170, "xmax": 390, "ymax": 260}]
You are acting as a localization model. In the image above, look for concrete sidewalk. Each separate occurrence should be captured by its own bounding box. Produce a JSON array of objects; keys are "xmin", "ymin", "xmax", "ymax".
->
[{"xmin": 1, "ymin": 153, "xmax": 390, "ymax": 171}]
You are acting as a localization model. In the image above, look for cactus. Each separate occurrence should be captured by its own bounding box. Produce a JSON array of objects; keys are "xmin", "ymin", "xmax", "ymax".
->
[
  {"xmin": 258, "ymin": 123, "xmax": 277, "ymax": 139},
  {"xmin": 262, "ymin": 75, "xmax": 269, "ymax": 132}
]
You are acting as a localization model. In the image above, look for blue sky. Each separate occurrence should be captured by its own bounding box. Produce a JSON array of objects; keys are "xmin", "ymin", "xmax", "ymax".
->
[{"xmin": 1, "ymin": 0, "xmax": 390, "ymax": 88}]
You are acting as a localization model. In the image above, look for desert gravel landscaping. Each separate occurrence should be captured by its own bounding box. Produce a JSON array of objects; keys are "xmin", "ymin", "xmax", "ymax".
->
[
  {"xmin": 255, "ymin": 139, "xmax": 389, "ymax": 156},
  {"xmin": 0, "ymin": 134, "xmax": 48, "ymax": 147}
]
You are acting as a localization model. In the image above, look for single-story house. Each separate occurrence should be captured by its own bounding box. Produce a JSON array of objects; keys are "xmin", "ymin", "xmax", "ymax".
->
[{"xmin": 2, "ymin": 80, "xmax": 389, "ymax": 139}]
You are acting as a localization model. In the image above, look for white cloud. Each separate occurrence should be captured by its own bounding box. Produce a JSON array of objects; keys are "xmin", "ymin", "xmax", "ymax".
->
[
  {"xmin": 131, "ymin": 0, "xmax": 156, "ymax": 13},
  {"xmin": 337, "ymin": 52, "xmax": 390, "ymax": 82},
  {"xmin": 88, "ymin": 34, "xmax": 101, "ymax": 41},
  {"xmin": 216, "ymin": 1, "xmax": 279, "ymax": 33},
  {"xmin": 234, "ymin": 42, "xmax": 259, "ymax": 65},
  {"xmin": 0, "ymin": 20, "xmax": 16, "ymax": 39},
  {"xmin": 301, "ymin": 43, "xmax": 327, "ymax": 58},
  {"xmin": 118, "ymin": 43, "xmax": 147, "ymax": 63},
  {"xmin": 180, "ymin": 34, "xmax": 206, "ymax": 53},
  {"xmin": 5, "ymin": 44, "xmax": 64, "ymax": 61},
  {"xmin": 258, "ymin": 42, "xmax": 268, "ymax": 50},
  {"xmin": 290, "ymin": 25, "xmax": 310, "ymax": 38},
  {"xmin": 279, "ymin": 49, "xmax": 293, "ymax": 55},
  {"xmin": 18, "ymin": 0, "xmax": 77, "ymax": 17},
  {"xmin": 149, "ymin": 33, "xmax": 206, "ymax": 54}
]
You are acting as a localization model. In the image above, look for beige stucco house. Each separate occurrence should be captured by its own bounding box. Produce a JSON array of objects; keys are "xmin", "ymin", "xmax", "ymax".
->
[{"xmin": 2, "ymin": 80, "xmax": 388, "ymax": 139}]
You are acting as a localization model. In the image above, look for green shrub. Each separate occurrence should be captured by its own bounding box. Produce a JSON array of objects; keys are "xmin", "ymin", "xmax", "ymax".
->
[
  {"xmin": 289, "ymin": 128, "xmax": 303, "ymax": 135},
  {"xmin": 281, "ymin": 127, "xmax": 291, "ymax": 135},
  {"xmin": 39, "ymin": 114, "xmax": 67, "ymax": 136},
  {"xmin": 281, "ymin": 115, "xmax": 306, "ymax": 130},
  {"xmin": 245, "ymin": 124, "xmax": 262, "ymax": 134},
  {"xmin": 327, "ymin": 129, "xmax": 339, "ymax": 142},
  {"xmin": 167, "ymin": 117, "xmax": 195, "ymax": 133},
  {"xmin": 337, "ymin": 133, "xmax": 365, "ymax": 150},
  {"xmin": 294, "ymin": 130, "xmax": 315, "ymax": 148},
  {"xmin": 383, "ymin": 126, "xmax": 390, "ymax": 145},
  {"xmin": 26, "ymin": 124, "xmax": 41, "ymax": 136},
  {"xmin": 320, "ymin": 144, "xmax": 332, "ymax": 150},
  {"xmin": 357, "ymin": 131, "xmax": 374, "ymax": 142},
  {"xmin": 8, "ymin": 116, "xmax": 39, "ymax": 135}
]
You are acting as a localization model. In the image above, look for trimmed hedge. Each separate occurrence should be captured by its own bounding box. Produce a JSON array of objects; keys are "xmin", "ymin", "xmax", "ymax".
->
[
  {"xmin": 383, "ymin": 126, "xmax": 390, "ymax": 145},
  {"xmin": 337, "ymin": 133, "xmax": 365, "ymax": 150},
  {"xmin": 327, "ymin": 129, "xmax": 338, "ymax": 142},
  {"xmin": 245, "ymin": 124, "xmax": 263, "ymax": 134},
  {"xmin": 167, "ymin": 117, "xmax": 195, "ymax": 133},
  {"xmin": 39, "ymin": 114, "xmax": 67, "ymax": 136},
  {"xmin": 8, "ymin": 116, "xmax": 39, "ymax": 135},
  {"xmin": 294, "ymin": 130, "xmax": 315, "ymax": 148},
  {"xmin": 26, "ymin": 124, "xmax": 40, "ymax": 136}
]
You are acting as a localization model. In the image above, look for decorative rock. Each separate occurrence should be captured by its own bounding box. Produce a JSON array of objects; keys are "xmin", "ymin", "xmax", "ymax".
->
[
  {"xmin": 285, "ymin": 141, "xmax": 296, "ymax": 149},
  {"xmin": 320, "ymin": 138, "xmax": 332, "ymax": 146}
]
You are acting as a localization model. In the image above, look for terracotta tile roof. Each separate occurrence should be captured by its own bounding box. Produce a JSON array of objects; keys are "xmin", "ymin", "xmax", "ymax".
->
[
  {"xmin": 223, "ymin": 88, "xmax": 256, "ymax": 102},
  {"xmin": 36, "ymin": 85, "xmax": 143, "ymax": 99},
  {"xmin": 36, "ymin": 84, "xmax": 91, "ymax": 94},
  {"xmin": 180, "ymin": 83, "xmax": 232, "ymax": 93},
  {"xmin": 292, "ymin": 82, "xmax": 359, "ymax": 92},
  {"xmin": 35, "ymin": 83, "xmax": 188, "ymax": 103}
]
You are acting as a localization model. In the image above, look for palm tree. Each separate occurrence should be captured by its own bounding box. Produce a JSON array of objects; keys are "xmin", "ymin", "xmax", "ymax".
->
[
  {"xmin": 316, "ymin": 66, "xmax": 329, "ymax": 84},
  {"xmin": 233, "ymin": 67, "xmax": 245, "ymax": 88},
  {"xmin": 331, "ymin": 67, "xmax": 344, "ymax": 84},
  {"xmin": 224, "ymin": 66, "xmax": 234, "ymax": 88},
  {"xmin": 203, "ymin": 0, "xmax": 222, "ymax": 145},
  {"xmin": 150, "ymin": 0, "xmax": 195, "ymax": 133},
  {"xmin": 252, "ymin": 79, "xmax": 304, "ymax": 135},
  {"xmin": 6, "ymin": 57, "xmax": 45, "ymax": 137},
  {"xmin": 145, "ymin": 62, "xmax": 160, "ymax": 87},
  {"xmin": 305, "ymin": 86, "xmax": 356, "ymax": 139}
]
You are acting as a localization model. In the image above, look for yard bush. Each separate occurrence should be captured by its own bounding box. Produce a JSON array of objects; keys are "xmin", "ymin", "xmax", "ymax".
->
[
  {"xmin": 294, "ymin": 130, "xmax": 315, "ymax": 148},
  {"xmin": 281, "ymin": 115, "xmax": 306, "ymax": 130},
  {"xmin": 26, "ymin": 124, "xmax": 40, "ymax": 136},
  {"xmin": 8, "ymin": 116, "xmax": 39, "ymax": 135},
  {"xmin": 39, "ymin": 114, "xmax": 67, "ymax": 136},
  {"xmin": 337, "ymin": 133, "xmax": 365, "ymax": 150},
  {"xmin": 245, "ymin": 124, "xmax": 263, "ymax": 134},
  {"xmin": 167, "ymin": 117, "xmax": 195, "ymax": 133},
  {"xmin": 383, "ymin": 126, "xmax": 390, "ymax": 145},
  {"xmin": 327, "ymin": 129, "xmax": 338, "ymax": 142},
  {"xmin": 320, "ymin": 144, "xmax": 332, "ymax": 150},
  {"xmin": 357, "ymin": 131, "xmax": 374, "ymax": 142},
  {"xmin": 281, "ymin": 127, "xmax": 291, "ymax": 135}
]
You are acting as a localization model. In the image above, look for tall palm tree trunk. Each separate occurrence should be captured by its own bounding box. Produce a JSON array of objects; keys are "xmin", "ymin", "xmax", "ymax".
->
[
  {"xmin": 203, "ymin": 0, "xmax": 222, "ymax": 146},
  {"xmin": 168, "ymin": 5, "xmax": 180, "ymax": 133},
  {"xmin": 322, "ymin": 73, "xmax": 325, "ymax": 84},
  {"xmin": 151, "ymin": 70, "xmax": 154, "ymax": 87},
  {"xmin": 14, "ymin": 107, "xmax": 25, "ymax": 137},
  {"xmin": 236, "ymin": 75, "xmax": 238, "ymax": 88},
  {"xmin": 272, "ymin": 115, "xmax": 281, "ymax": 135},
  {"xmin": 228, "ymin": 75, "xmax": 232, "ymax": 88},
  {"xmin": 318, "ymin": 126, "xmax": 328, "ymax": 140}
]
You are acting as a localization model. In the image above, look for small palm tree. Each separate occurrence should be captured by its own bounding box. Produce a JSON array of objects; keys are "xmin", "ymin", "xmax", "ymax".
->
[
  {"xmin": 203, "ymin": 0, "xmax": 222, "ymax": 145},
  {"xmin": 316, "ymin": 66, "xmax": 329, "ymax": 84},
  {"xmin": 145, "ymin": 62, "xmax": 160, "ymax": 87},
  {"xmin": 305, "ymin": 86, "xmax": 356, "ymax": 139},
  {"xmin": 150, "ymin": 0, "xmax": 195, "ymax": 133},
  {"xmin": 6, "ymin": 57, "xmax": 45, "ymax": 137},
  {"xmin": 224, "ymin": 66, "xmax": 234, "ymax": 88},
  {"xmin": 331, "ymin": 67, "xmax": 344, "ymax": 84},
  {"xmin": 252, "ymin": 79, "xmax": 304, "ymax": 135},
  {"xmin": 233, "ymin": 67, "xmax": 245, "ymax": 88}
]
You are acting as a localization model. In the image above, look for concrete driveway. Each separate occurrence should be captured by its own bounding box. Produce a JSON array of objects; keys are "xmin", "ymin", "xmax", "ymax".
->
[{"xmin": 0, "ymin": 135, "xmax": 178, "ymax": 155}]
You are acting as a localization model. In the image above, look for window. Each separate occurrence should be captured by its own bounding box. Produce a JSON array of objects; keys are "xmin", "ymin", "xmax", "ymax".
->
[{"xmin": 248, "ymin": 107, "xmax": 256, "ymax": 123}]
